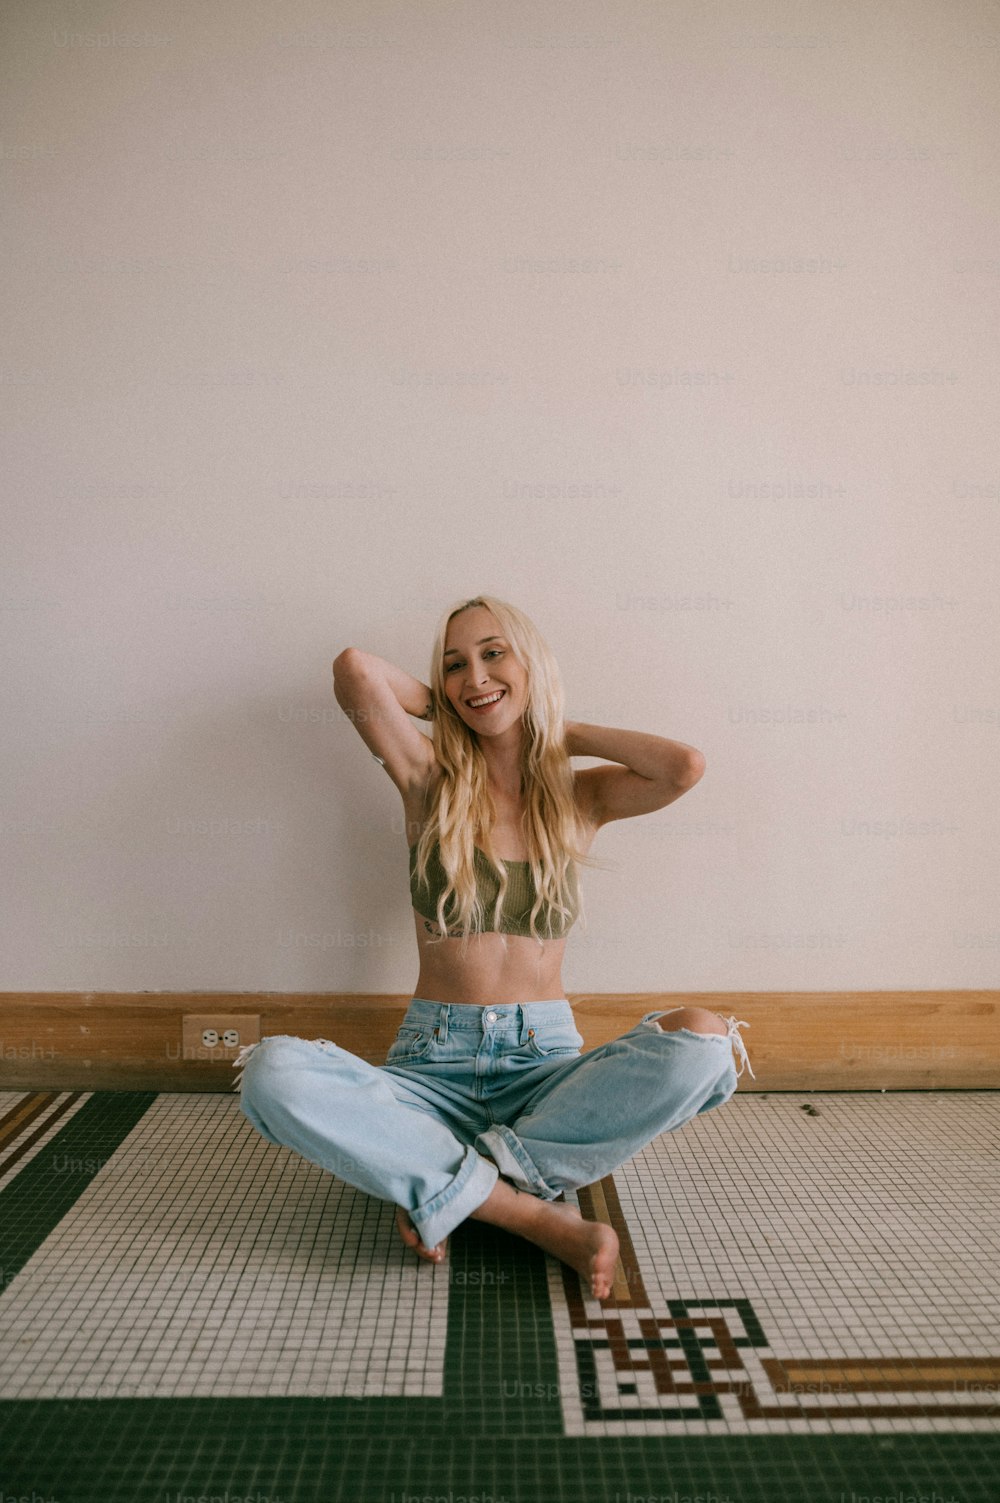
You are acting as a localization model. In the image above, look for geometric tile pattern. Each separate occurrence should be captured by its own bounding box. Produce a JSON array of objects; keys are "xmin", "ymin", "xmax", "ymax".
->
[{"xmin": 550, "ymin": 1092, "xmax": 1000, "ymax": 1435}]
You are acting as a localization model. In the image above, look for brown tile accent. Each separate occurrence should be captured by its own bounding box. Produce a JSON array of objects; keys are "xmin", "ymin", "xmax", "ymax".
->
[
  {"xmin": 577, "ymin": 1174, "xmax": 648, "ymax": 1307},
  {"xmin": 762, "ymin": 1356, "xmax": 1000, "ymax": 1393},
  {"xmin": 0, "ymin": 1091, "xmax": 62, "ymax": 1143},
  {"xmin": 0, "ymin": 1091, "xmax": 86, "ymax": 1177}
]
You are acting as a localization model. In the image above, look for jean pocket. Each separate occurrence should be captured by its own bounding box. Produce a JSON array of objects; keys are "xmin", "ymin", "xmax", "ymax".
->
[
  {"xmin": 525, "ymin": 1028, "xmax": 584, "ymax": 1060},
  {"xmin": 385, "ymin": 1026, "xmax": 437, "ymax": 1065}
]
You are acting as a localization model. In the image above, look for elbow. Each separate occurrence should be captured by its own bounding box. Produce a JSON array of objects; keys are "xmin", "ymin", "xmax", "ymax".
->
[
  {"xmin": 333, "ymin": 647, "xmax": 363, "ymax": 679},
  {"xmin": 679, "ymin": 749, "xmax": 706, "ymax": 788}
]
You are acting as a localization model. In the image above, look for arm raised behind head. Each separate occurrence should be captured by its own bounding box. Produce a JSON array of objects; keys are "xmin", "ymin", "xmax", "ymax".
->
[
  {"xmin": 564, "ymin": 719, "xmax": 705, "ymax": 828},
  {"xmin": 332, "ymin": 648, "xmax": 438, "ymax": 795}
]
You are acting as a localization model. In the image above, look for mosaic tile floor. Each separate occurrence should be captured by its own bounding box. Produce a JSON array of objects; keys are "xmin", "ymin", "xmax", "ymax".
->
[{"xmin": 1, "ymin": 1085, "xmax": 998, "ymax": 1501}]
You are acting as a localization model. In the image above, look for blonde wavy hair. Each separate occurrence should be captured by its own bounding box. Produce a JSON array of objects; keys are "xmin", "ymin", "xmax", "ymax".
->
[{"xmin": 411, "ymin": 594, "xmax": 615, "ymax": 952}]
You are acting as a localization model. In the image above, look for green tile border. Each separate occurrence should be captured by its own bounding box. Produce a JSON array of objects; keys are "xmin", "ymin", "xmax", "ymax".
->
[{"xmin": 4, "ymin": 1414, "xmax": 1000, "ymax": 1503}]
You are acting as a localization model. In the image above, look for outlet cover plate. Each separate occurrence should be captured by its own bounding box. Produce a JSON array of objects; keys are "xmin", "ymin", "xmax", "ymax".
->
[{"xmin": 181, "ymin": 1013, "xmax": 261, "ymax": 1061}]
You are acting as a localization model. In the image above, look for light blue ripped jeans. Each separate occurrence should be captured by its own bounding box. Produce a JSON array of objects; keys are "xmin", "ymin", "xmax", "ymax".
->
[{"xmin": 232, "ymin": 1000, "xmax": 754, "ymax": 1253}]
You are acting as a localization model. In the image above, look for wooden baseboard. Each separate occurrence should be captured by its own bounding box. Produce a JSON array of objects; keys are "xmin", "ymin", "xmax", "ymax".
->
[{"xmin": 1, "ymin": 991, "xmax": 996, "ymax": 1092}]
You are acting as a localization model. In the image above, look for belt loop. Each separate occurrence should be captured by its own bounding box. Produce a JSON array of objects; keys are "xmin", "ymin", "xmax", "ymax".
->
[
  {"xmin": 437, "ymin": 1004, "xmax": 449, "ymax": 1043},
  {"xmin": 518, "ymin": 1003, "xmax": 531, "ymax": 1045}
]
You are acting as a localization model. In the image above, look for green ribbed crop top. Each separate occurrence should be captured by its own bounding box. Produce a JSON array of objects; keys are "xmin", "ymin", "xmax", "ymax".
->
[{"xmin": 408, "ymin": 839, "xmax": 579, "ymax": 939}]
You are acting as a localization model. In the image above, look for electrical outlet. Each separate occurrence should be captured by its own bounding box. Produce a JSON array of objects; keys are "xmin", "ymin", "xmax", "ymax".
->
[{"xmin": 181, "ymin": 1013, "xmax": 260, "ymax": 1061}]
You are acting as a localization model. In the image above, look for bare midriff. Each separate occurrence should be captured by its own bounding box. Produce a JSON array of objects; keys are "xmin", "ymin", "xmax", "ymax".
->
[{"xmin": 411, "ymin": 915, "xmax": 569, "ymax": 1005}]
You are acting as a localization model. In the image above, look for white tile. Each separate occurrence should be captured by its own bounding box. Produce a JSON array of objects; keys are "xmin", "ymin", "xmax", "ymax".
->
[{"xmin": 0, "ymin": 1094, "xmax": 449, "ymax": 1398}]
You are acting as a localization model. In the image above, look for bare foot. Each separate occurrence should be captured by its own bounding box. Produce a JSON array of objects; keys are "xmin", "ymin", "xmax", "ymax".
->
[
  {"xmin": 395, "ymin": 1185, "xmax": 619, "ymax": 1299},
  {"xmin": 395, "ymin": 1205, "xmax": 447, "ymax": 1264},
  {"xmin": 469, "ymin": 1180, "xmax": 619, "ymax": 1300},
  {"xmin": 522, "ymin": 1200, "xmax": 620, "ymax": 1300}
]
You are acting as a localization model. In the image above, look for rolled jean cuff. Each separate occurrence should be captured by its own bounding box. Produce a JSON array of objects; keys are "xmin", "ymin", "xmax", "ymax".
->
[
  {"xmin": 474, "ymin": 1124, "xmax": 560, "ymax": 1200},
  {"xmin": 409, "ymin": 1142, "xmax": 499, "ymax": 1250}
]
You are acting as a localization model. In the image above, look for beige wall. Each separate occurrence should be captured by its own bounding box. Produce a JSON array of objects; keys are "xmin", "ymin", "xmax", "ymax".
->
[{"xmin": 3, "ymin": 1, "xmax": 998, "ymax": 994}]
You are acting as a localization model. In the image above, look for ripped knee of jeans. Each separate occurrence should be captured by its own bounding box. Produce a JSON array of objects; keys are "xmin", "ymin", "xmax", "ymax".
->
[{"xmin": 639, "ymin": 1010, "xmax": 756, "ymax": 1079}]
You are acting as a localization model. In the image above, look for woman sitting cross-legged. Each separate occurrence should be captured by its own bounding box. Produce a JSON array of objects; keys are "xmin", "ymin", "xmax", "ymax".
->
[{"xmin": 233, "ymin": 593, "xmax": 753, "ymax": 1301}]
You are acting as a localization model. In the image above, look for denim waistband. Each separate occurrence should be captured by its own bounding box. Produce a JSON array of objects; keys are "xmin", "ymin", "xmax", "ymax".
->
[{"xmin": 403, "ymin": 997, "xmax": 573, "ymax": 1032}]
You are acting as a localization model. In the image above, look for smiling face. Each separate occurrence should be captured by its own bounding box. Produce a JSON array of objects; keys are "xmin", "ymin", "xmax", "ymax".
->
[{"xmin": 442, "ymin": 606, "xmax": 529, "ymax": 735}]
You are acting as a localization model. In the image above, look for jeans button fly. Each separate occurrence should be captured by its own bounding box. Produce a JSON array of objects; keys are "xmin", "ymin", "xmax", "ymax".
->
[{"xmin": 485, "ymin": 1011, "xmax": 497, "ymax": 1022}]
